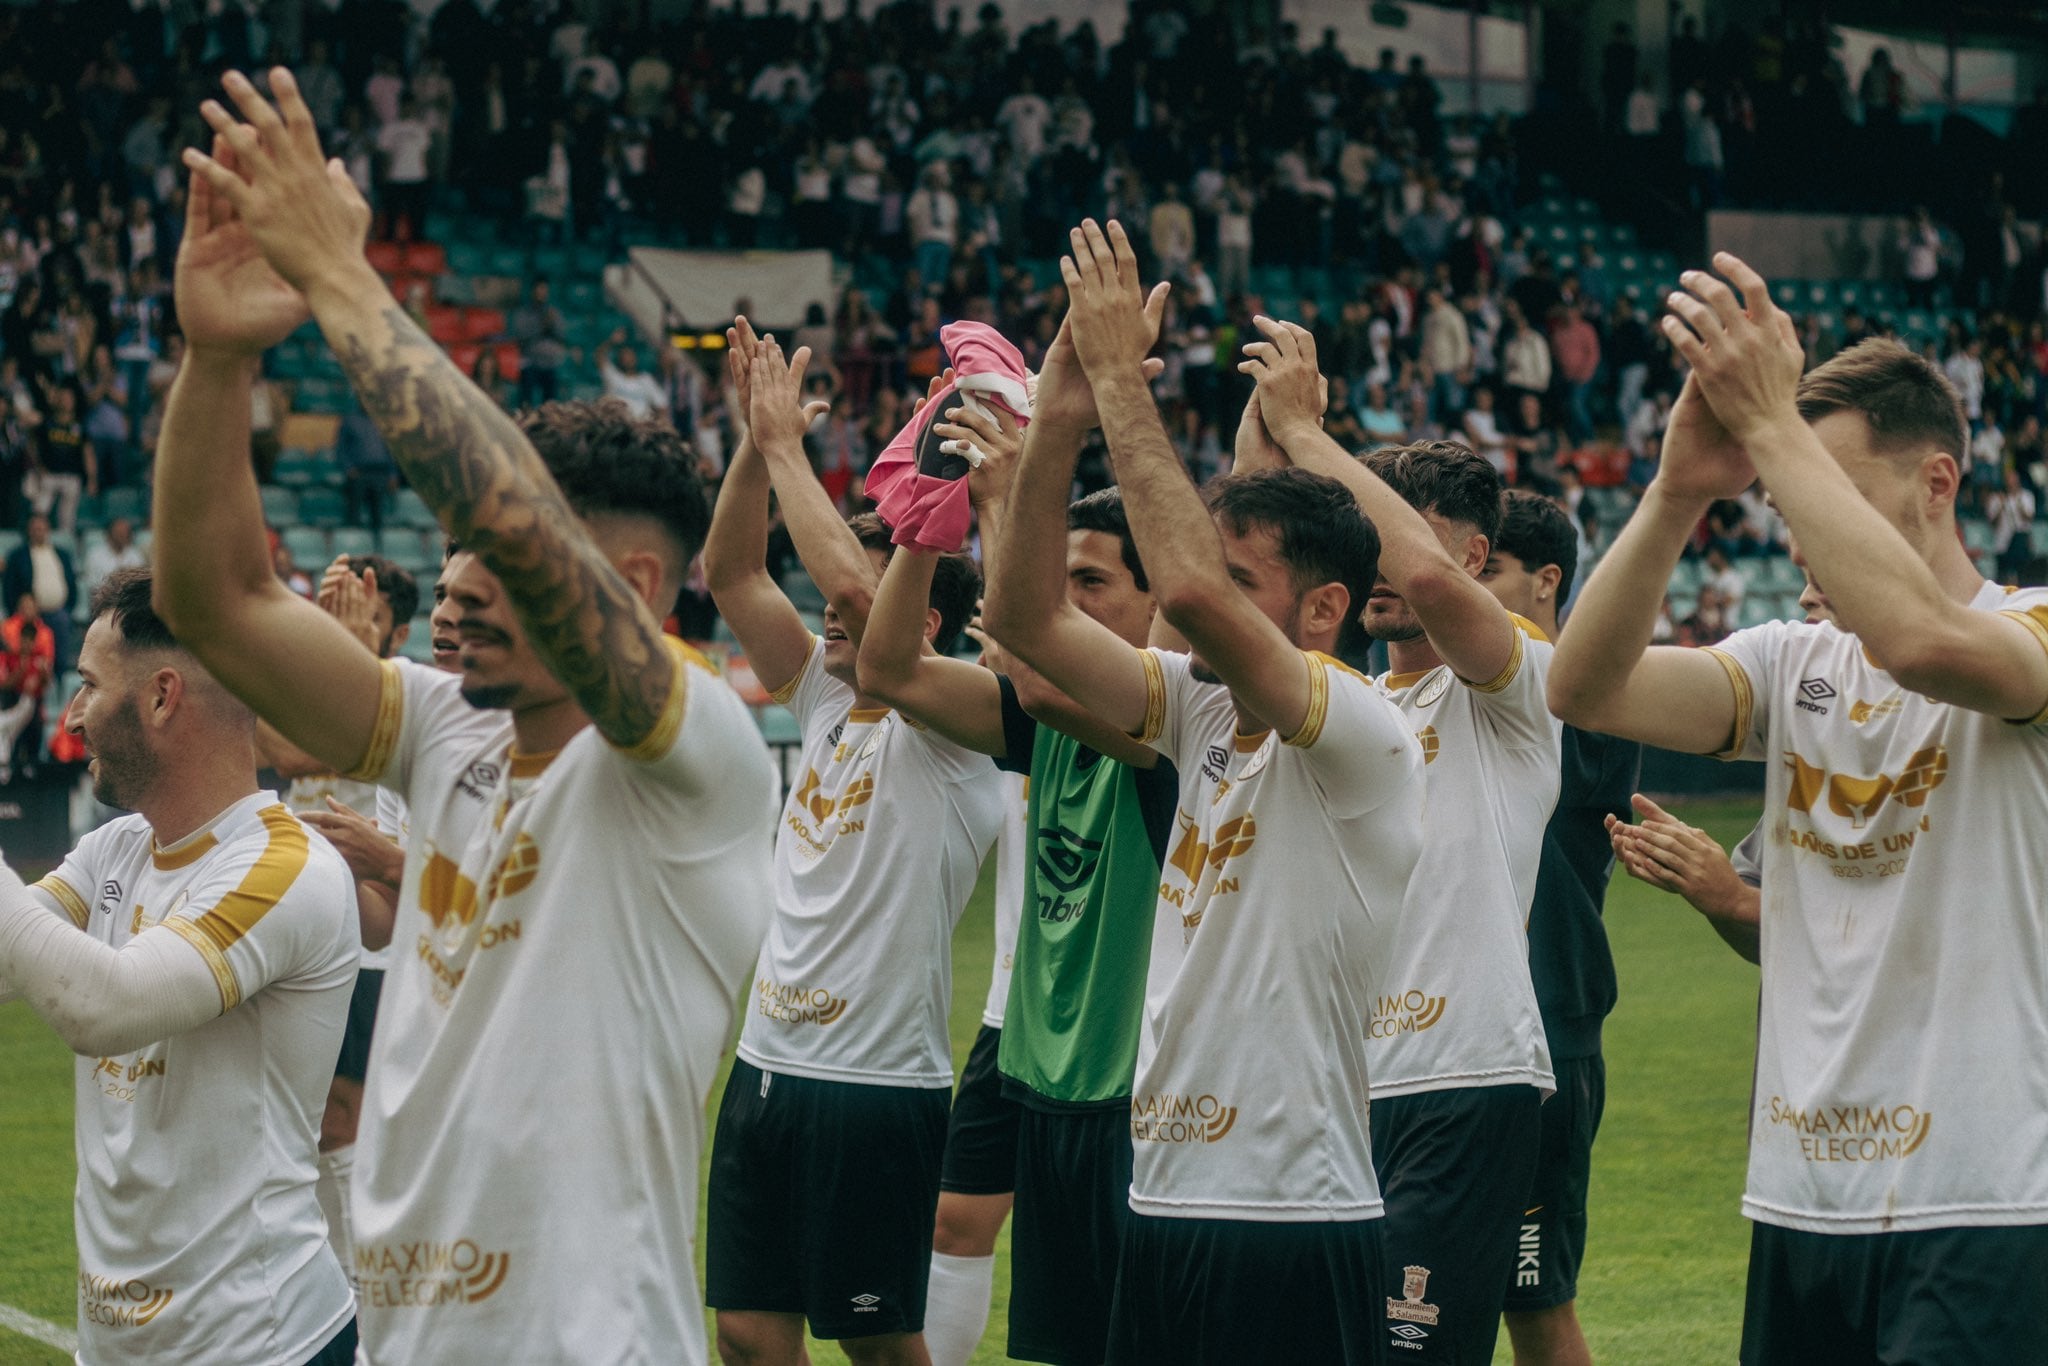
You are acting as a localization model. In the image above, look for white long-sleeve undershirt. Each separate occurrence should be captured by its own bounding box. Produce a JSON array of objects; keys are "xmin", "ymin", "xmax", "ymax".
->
[{"xmin": 0, "ymin": 859, "xmax": 226, "ymax": 1057}]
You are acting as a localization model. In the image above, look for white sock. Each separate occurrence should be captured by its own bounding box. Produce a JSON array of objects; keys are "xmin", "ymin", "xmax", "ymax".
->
[
  {"xmin": 315, "ymin": 1144, "xmax": 357, "ymax": 1296},
  {"xmin": 922, "ymin": 1251, "xmax": 996, "ymax": 1366}
]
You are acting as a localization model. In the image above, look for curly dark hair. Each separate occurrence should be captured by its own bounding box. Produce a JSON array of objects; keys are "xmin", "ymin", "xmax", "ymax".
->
[
  {"xmin": 1202, "ymin": 467, "xmax": 1380, "ymax": 616},
  {"xmin": 843, "ymin": 512, "xmax": 980, "ymax": 656},
  {"xmin": 344, "ymin": 554, "xmax": 421, "ymax": 625},
  {"xmin": 519, "ymin": 398, "xmax": 711, "ymax": 568},
  {"xmin": 1362, "ymin": 440, "xmax": 1505, "ymax": 543}
]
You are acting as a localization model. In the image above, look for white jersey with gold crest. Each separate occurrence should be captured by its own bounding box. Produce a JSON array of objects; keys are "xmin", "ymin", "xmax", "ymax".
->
[
  {"xmin": 740, "ymin": 635, "xmax": 1005, "ymax": 1087},
  {"xmin": 984, "ymin": 771, "xmax": 1027, "ymax": 1028},
  {"xmin": 1706, "ymin": 582, "xmax": 2048, "ymax": 1234},
  {"xmin": 344, "ymin": 641, "xmax": 777, "ymax": 1363},
  {"xmin": 31, "ymin": 792, "xmax": 358, "ymax": 1366},
  {"xmin": 1369, "ymin": 620, "xmax": 1560, "ymax": 1099},
  {"xmin": 1130, "ymin": 648, "xmax": 1423, "ymax": 1221}
]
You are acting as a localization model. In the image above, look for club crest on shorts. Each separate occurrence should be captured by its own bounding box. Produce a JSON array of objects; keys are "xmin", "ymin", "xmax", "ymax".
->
[{"xmin": 1387, "ymin": 1264, "xmax": 1442, "ymax": 1327}]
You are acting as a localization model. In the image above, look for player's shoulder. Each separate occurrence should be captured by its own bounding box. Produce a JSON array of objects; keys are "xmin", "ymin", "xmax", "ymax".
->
[
  {"xmin": 65, "ymin": 812, "xmax": 153, "ymax": 871},
  {"xmin": 1992, "ymin": 583, "xmax": 2048, "ymax": 619},
  {"xmin": 208, "ymin": 798, "xmax": 348, "ymax": 886}
]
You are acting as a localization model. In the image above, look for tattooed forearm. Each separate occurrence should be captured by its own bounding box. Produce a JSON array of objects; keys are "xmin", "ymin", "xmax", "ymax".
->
[{"xmin": 334, "ymin": 305, "xmax": 675, "ymax": 747}]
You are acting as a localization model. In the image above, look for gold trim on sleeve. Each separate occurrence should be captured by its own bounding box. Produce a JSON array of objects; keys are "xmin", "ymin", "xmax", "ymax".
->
[
  {"xmin": 616, "ymin": 636, "xmax": 695, "ymax": 762},
  {"xmin": 1699, "ymin": 647, "xmax": 1756, "ymax": 760},
  {"xmin": 1463, "ymin": 623, "xmax": 1527, "ymax": 694},
  {"xmin": 36, "ymin": 875, "xmax": 89, "ymax": 929},
  {"xmin": 1136, "ymin": 649, "xmax": 1167, "ymax": 745},
  {"xmin": 1283, "ymin": 652, "xmax": 1330, "ymax": 748},
  {"xmin": 174, "ymin": 805, "xmax": 313, "ymax": 1010},
  {"xmin": 343, "ymin": 660, "xmax": 407, "ymax": 782},
  {"xmin": 162, "ymin": 916, "xmax": 241, "ymax": 1011},
  {"xmin": 766, "ymin": 634, "xmax": 819, "ymax": 706},
  {"xmin": 1998, "ymin": 607, "xmax": 2048, "ymax": 726}
]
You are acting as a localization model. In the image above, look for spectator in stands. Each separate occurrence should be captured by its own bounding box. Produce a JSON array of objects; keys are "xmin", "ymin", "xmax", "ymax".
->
[
  {"xmin": 907, "ymin": 162, "xmax": 960, "ymax": 296},
  {"xmin": 0, "ymin": 594, "xmax": 54, "ymax": 781},
  {"xmin": 1901, "ymin": 207, "xmax": 1943, "ymax": 308},
  {"xmin": 1361, "ymin": 381, "xmax": 1406, "ymax": 447},
  {"xmin": 1703, "ymin": 546, "xmax": 1747, "ymax": 611},
  {"xmin": 597, "ymin": 331, "xmax": 669, "ymax": 422},
  {"xmin": 469, "ymin": 347, "xmax": 511, "ymax": 410},
  {"xmin": 1679, "ymin": 585, "xmax": 1734, "ymax": 646},
  {"xmin": 1501, "ymin": 303, "xmax": 1553, "ymax": 408},
  {"xmin": 3, "ymin": 515, "xmax": 75, "ymax": 671},
  {"xmin": 1549, "ymin": 303, "xmax": 1601, "ymax": 443},
  {"xmin": 1988, "ymin": 468, "xmax": 2038, "ymax": 583},
  {"xmin": 1860, "ymin": 48, "xmax": 1905, "ymax": 127},
  {"xmin": 506, "ymin": 280, "xmax": 567, "ymax": 407},
  {"xmin": 1625, "ymin": 388, "xmax": 1673, "ymax": 459},
  {"xmin": 1944, "ymin": 334, "xmax": 1986, "ymax": 429},
  {"xmin": 376, "ymin": 95, "xmax": 434, "ymax": 242},
  {"xmin": 1462, "ymin": 386, "xmax": 1513, "ymax": 479},
  {"xmin": 1420, "ymin": 286, "xmax": 1472, "ymax": 424},
  {"xmin": 336, "ymin": 404, "xmax": 398, "ymax": 542},
  {"xmin": 27, "ymin": 384, "xmax": 95, "ymax": 535},
  {"xmin": 81, "ymin": 516, "xmax": 146, "ymax": 603},
  {"xmin": 0, "ymin": 394, "xmax": 30, "ymax": 533}
]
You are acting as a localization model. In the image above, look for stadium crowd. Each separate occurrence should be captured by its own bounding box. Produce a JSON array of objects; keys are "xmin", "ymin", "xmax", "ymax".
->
[{"xmin": 0, "ymin": 8, "xmax": 2047, "ymax": 1366}]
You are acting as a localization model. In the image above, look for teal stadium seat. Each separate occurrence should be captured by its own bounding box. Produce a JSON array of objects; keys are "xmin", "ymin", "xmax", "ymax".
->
[
  {"xmin": 298, "ymin": 488, "xmax": 347, "ymax": 529},
  {"xmin": 282, "ymin": 526, "xmax": 328, "ymax": 567},
  {"xmin": 259, "ymin": 485, "xmax": 299, "ymax": 525}
]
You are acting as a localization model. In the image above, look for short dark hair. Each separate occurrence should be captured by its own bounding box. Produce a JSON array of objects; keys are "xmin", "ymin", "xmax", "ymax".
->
[
  {"xmin": 1796, "ymin": 337, "xmax": 1967, "ymax": 464},
  {"xmin": 519, "ymin": 399, "xmax": 712, "ymax": 565},
  {"xmin": 1066, "ymin": 487, "xmax": 1149, "ymax": 592},
  {"xmin": 844, "ymin": 512, "xmax": 979, "ymax": 655},
  {"xmin": 344, "ymin": 554, "xmax": 420, "ymax": 625},
  {"xmin": 89, "ymin": 568, "xmax": 180, "ymax": 652},
  {"xmin": 1202, "ymin": 467, "xmax": 1380, "ymax": 615},
  {"xmin": 1494, "ymin": 490, "xmax": 1581, "ymax": 602},
  {"xmin": 1362, "ymin": 441, "xmax": 1504, "ymax": 543}
]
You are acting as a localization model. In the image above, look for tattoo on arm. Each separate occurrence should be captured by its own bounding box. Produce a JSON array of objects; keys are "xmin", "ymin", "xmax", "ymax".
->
[{"xmin": 335, "ymin": 305, "xmax": 675, "ymax": 747}]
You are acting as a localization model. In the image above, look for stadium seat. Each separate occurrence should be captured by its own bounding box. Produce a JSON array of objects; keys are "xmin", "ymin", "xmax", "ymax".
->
[
  {"xmin": 282, "ymin": 526, "xmax": 328, "ymax": 567},
  {"xmin": 779, "ymin": 568, "xmax": 826, "ymax": 613},
  {"xmin": 392, "ymin": 489, "xmax": 440, "ymax": 530},
  {"xmin": 402, "ymin": 242, "xmax": 447, "ymax": 276},
  {"xmin": 463, "ymin": 308, "xmax": 507, "ymax": 341},
  {"xmin": 298, "ymin": 488, "xmax": 347, "ymax": 529},
  {"xmin": 101, "ymin": 487, "xmax": 146, "ymax": 524},
  {"xmin": 330, "ymin": 527, "xmax": 378, "ymax": 557},
  {"xmin": 488, "ymin": 246, "xmax": 530, "ymax": 277},
  {"xmin": 447, "ymin": 242, "xmax": 492, "ymax": 277},
  {"xmin": 259, "ymin": 485, "xmax": 299, "ymax": 525},
  {"xmin": 531, "ymin": 245, "xmax": 571, "ymax": 279},
  {"xmin": 365, "ymin": 241, "xmax": 406, "ymax": 276},
  {"xmin": 426, "ymin": 306, "xmax": 465, "ymax": 345}
]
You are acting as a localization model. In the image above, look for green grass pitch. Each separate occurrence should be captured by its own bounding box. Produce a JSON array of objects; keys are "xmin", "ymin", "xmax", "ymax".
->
[{"xmin": 0, "ymin": 798, "xmax": 1765, "ymax": 1365}]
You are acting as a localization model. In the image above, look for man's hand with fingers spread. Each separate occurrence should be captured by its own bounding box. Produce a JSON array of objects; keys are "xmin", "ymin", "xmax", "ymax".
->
[
  {"xmin": 724, "ymin": 316, "xmax": 766, "ymax": 431},
  {"xmin": 174, "ymin": 132, "xmax": 308, "ymax": 355},
  {"xmin": 181, "ymin": 67, "xmax": 374, "ymax": 305},
  {"xmin": 1035, "ymin": 301, "xmax": 1169, "ymax": 433},
  {"xmin": 1237, "ymin": 316, "xmax": 1330, "ymax": 446},
  {"xmin": 1061, "ymin": 220, "xmax": 1164, "ymax": 385},
  {"xmin": 1661, "ymin": 252, "xmax": 1805, "ymax": 442},
  {"xmin": 747, "ymin": 342, "xmax": 829, "ymax": 456},
  {"xmin": 301, "ymin": 796, "xmax": 404, "ymax": 891}
]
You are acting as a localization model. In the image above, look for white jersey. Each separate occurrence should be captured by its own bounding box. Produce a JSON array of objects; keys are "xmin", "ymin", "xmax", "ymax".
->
[
  {"xmin": 1706, "ymin": 583, "xmax": 2048, "ymax": 1235},
  {"xmin": 740, "ymin": 636, "xmax": 1005, "ymax": 1087},
  {"xmin": 31, "ymin": 793, "xmax": 358, "ymax": 1366},
  {"xmin": 1369, "ymin": 620, "xmax": 1560, "ymax": 1099},
  {"xmin": 1131, "ymin": 649, "xmax": 1423, "ymax": 1222},
  {"xmin": 346, "ymin": 642, "xmax": 777, "ymax": 1363},
  {"xmin": 286, "ymin": 772, "xmax": 403, "ymax": 971},
  {"xmin": 984, "ymin": 771, "xmax": 1027, "ymax": 1029}
]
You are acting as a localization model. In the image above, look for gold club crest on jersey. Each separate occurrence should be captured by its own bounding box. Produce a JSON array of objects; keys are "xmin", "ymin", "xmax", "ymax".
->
[{"xmin": 1387, "ymin": 1264, "xmax": 1442, "ymax": 1326}]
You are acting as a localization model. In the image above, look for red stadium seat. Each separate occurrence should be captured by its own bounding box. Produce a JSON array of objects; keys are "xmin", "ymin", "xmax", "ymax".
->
[
  {"xmin": 493, "ymin": 343, "xmax": 522, "ymax": 382},
  {"xmin": 365, "ymin": 241, "xmax": 405, "ymax": 276},
  {"xmin": 402, "ymin": 242, "xmax": 447, "ymax": 276},
  {"xmin": 426, "ymin": 306, "xmax": 465, "ymax": 344},
  {"xmin": 462, "ymin": 307, "xmax": 507, "ymax": 341},
  {"xmin": 448, "ymin": 342, "xmax": 483, "ymax": 375}
]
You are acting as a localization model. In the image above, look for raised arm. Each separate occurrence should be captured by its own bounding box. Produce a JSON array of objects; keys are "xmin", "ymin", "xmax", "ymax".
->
[
  {"xmin": 150, "ymin": 132, "xmax": 387, "ymax": 775},
  {"xmin": 1548, "ymin": 375, "xmax": 1748, "ymax": 754},
  {"xmin": 982, "ymin": 295, "xmax": 1162, "ymax": 737},
  {"xmin": 1068, "ymin": 220, "xmax": 1319, "ymax": 738},
  {"xmin": 1668, "ymin": 253, "xmax": 2048, "ymax": 722},
  {"xmin": 748, "ymin": 337, "xmax": 880, "ymax": 645},
  {"xmin": 186, "ymin": 69, "xmax": 675, "ymax": 751},
  {"xmin": 700, "ymin": 321, "xmax": 814, "ymax": 695},
  {"xmin": 855, "ymin": 401, "xmax": 1019, "ymax": 755},
  {"xmin": 1244, "ymin": 316, "xmax": 1516, "ymax": 684}
]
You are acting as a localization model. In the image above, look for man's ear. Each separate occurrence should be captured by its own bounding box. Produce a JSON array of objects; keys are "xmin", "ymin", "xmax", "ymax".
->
[
  {"xmin": 1537, "ymin": 563, "xmax": 1563, "ymax": 601},
  {"xmin": 614, "ymin": 548, "xmax": 668, "ymax": 610},
  {"xmin": 149, "ymin": 667, "xmax": 186, "ymax": 728},
  {"xmin": 1305, "ymin": 581, "xmax": 1351, "ymax": 639}
]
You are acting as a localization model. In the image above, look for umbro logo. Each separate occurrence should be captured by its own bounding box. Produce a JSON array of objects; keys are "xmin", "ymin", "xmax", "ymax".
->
[
  {"xmin": 456, "ymin": 759, "xmax": 502, "ymax": 802},
  {"xmin": 1391, "ymin": 1324, "xmax": 1429, "ymax": 1341},
  {"xmin": 1795, "ymin": 677, "xmax": 1836, "ymax": 715},
  {"xmin": 851, "ymin": 1293, "xmax": 881, "ymax": 1313},
  {"xmin": 1036, "ymin": 826, "xmax": 1104, "ymax": 894},
  {"xmin": 97, "ymin": 880, "xmax": 122, "ymax": 917},
  {"xmin": 1200, "ymin": 744, "xmax": 1228, "ymax": 782}
]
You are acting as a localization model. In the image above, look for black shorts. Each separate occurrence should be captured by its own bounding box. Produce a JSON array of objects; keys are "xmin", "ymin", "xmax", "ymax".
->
[
  {"xmin": 1740, "ymin": 1220, "xmax": 2048, "ymax": 1365},
  {"xmin": 331, "ymin": 968, "xmax": 383, "ymax": 1083},
  {"xmin": 1501, "ymin": 1054, "xmax": 1605, "ymax": 1313},
  {"xmin": 1008, "ymin": 1102, "xmax": 1131, "ymax": 1365},
  {"xmin": 706, "ymin": 1059, "xmax": 951, "ymax": 1340},
  {"xmin": 1106, "ymin": 1213, "xmax": 1384, "ymax": 1366},
  {"xmin": 940, "ymin": 1025, "xmax": 1021, "ymax": 1196},
  {"xmin": 1371, "ymin": 1083, "xmax": 1543, "ymax": 1363}
]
